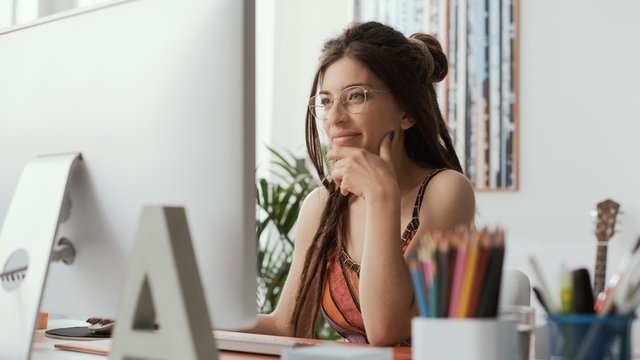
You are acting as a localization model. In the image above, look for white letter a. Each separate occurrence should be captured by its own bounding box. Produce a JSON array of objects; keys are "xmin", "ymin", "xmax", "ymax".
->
[{"xmin": 110, "ymin": 206, "xmax": 217, "ymax": 360}]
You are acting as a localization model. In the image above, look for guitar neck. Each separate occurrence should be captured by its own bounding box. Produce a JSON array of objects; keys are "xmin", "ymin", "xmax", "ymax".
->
[{"xmin": 594, "ymin": 243, "xmax": 608, "ymax": 296}]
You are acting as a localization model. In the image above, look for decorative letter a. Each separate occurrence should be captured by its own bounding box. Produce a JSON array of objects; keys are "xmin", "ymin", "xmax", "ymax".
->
[{"xmin": 110, "ymin": 206, "xmax": 217, "ymax": 360}]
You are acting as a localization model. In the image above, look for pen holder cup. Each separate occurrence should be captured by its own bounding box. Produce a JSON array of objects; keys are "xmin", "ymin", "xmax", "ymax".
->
[
  {"xmin": 412, "ymin": 317, "xmax": 520, "ymax": 360},
  {"xmin": 547, "ymin": 314, "xmax": 635, "ymax": 360}
]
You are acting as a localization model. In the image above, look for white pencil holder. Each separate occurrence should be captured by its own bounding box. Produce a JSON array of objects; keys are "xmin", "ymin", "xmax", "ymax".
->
[{"xmin": 412, "ymin": 317, "xmax": 519, "ymax": 360}]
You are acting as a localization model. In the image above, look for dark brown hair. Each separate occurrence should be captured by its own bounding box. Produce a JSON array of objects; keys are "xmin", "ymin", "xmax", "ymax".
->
[{"xmin": 289, "ymin": 21, "xmax": 463, "ymax": 338}]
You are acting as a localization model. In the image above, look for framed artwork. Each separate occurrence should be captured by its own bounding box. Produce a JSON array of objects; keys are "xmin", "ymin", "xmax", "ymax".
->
[{"xmin": 353, "ymin": 0, "xmax": 520, "ymax": 191}]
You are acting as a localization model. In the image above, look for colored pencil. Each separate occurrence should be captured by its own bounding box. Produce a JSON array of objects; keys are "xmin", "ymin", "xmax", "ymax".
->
[
  {"xmin": 437, "ymin": 233, "xmax": 451, "ymax": 317},
  {"xmin": 429, "ymin": 236, "xmax": 439, "ymax": 318},
  {"xmin": 458, "ymin": 230, "xmax": 480, "ymax": 317},
  {"xmin": 419, "ymin": 243, "xmax": 434, "ymax": 317},
  {"xmin": 483, "ymin": 230, "xmax": 506, "ymax": 317},
  {"xmin": 448, "ymin": 228, "xmax": 468, "ymax": 317},
  {"xmin": 468, "ymin": 229, "xmax": 491, "ymax": 316},
  {"xmin": 410, "ymin": 258, "xmax": 429, "ymax": 317}
]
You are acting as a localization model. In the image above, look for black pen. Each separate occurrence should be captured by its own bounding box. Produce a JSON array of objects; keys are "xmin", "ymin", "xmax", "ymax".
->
[
  {"xmin": 572, "ymin": 268, "xmax": 595, "ymax": 314},
  {"xmin": 533, "ymin": 286, "xmax": 551, "ymax": 313}
]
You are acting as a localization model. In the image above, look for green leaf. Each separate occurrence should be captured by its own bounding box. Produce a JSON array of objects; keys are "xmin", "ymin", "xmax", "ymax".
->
[{"xmin": 267, "ymin": 146, "xmax": 297, "ymax": 178}]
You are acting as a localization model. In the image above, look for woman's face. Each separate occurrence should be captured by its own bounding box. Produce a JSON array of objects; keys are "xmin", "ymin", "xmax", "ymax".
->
[{"xmin": 318, "ymin": 56, "xmax": 413, "ymax": 155}]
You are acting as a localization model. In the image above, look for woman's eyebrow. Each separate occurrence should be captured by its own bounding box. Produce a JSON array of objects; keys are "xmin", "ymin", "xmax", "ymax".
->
[
  {"xmin": 343, "ymin": 82, "xmax": 369, "ymax": 88},
  {"xmin": 318, "ymin": 83, "xmax": 373, "ymax": 94}
]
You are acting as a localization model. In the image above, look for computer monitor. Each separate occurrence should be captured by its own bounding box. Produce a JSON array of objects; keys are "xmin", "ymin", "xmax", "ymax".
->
[{"xmin": 0, "ymin": 0, "xmax": 256, "ymax": 330}]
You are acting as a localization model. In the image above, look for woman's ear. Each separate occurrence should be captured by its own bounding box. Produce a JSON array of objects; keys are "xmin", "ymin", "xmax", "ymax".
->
[{"xmin": 400, "ymin": 114, "xmax": 415, "ymax": 130}]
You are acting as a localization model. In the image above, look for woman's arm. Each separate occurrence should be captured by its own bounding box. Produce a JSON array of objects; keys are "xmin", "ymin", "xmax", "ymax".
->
[
  {"xmin": 358, "ymin": 187, "xmax": 411, "ymax": 346},
  {"xmin": 359, "ymin": 169, "xmax": 475, "ymax": 345},
  {"xmin": 326, "ymin": 134, "xmax": 412, "ymax": 345},
  {"xmin": 244, "ymin": 187, "xmax": 327, "ymax": 336}
]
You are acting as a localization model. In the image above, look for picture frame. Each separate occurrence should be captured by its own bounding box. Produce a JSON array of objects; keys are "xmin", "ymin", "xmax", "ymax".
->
[{"xmin": 353, "ymin": 0, "xmax": 520, "ymax": 191}]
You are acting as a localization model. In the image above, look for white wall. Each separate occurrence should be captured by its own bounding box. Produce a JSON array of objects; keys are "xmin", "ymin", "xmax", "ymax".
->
[
  {"xmin": 256, "ymin": 0, "xmax": 276, "ymax": 171},
  {"xmin": 256, "ymin": 0, "xmax": 350, "ymax": 169},
  {"xmin": 0, "ymin": 1, "xmax": 15, "ymax": 28},
  {"xmin": 266, "ymin": 0, "xmax": 640, "ymax": 309}
]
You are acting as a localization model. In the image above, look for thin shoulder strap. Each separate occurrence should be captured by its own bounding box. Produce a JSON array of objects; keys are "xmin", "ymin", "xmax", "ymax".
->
[
  {"xmin": 411, "ymin": 168, "xmax": 447, "ymax": 220},
  {"xmin": 401, "ymin": 168, "xmax": 448, "ymax": 246}
]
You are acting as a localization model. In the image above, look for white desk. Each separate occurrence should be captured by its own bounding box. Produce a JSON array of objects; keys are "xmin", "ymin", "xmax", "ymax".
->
[
  {"xmin": 32, "ymin": 320, "xmax": 296, "ymax": 359},
  {"xmin": 32, "ymin": 329, "xmax": 278, "ymax": 360},
  {"xmin": 31, "ymin": 320, "xmax": 410, "ymax": 360},
  {"xmin": 32, "ymin": 327, "xmax": 281, "ymax": 360}
]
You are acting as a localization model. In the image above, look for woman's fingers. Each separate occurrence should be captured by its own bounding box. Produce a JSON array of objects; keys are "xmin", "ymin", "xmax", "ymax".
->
[
  {"xmin": 327, "ymin": 147, "xmax": 383, "ymax": 198},
  {"xmin": 332, "ymin": 167, "xmax": 362, "ymax": 197}
]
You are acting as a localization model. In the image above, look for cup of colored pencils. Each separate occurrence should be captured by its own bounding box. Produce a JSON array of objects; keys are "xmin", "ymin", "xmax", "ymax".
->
[
  {"xmin": 409, "ymin": 226, "xmax": 506, "ymax": 319},
  {"xmin": 410, "ymin": 227, "xmax": 519, "ymax": 360}
]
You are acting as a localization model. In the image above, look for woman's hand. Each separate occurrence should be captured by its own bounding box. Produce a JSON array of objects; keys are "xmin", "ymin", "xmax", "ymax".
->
[{"xmin": 327, "ymin": 131, "xmax": 398, "ymax": 200}]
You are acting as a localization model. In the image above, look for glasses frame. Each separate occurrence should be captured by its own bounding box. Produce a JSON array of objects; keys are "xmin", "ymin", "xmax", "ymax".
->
[{"xmin": 308, "ymin": 85, "xmax": 388, "ymax": 121}]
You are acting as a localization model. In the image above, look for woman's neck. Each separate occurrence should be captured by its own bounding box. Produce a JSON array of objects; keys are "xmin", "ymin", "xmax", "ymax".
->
[{"xmin": 394, "ymin": 155, "xmax": 435, "ymax": 195}]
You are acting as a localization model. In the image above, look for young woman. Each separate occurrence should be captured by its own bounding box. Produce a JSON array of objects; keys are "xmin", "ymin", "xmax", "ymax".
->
[{"xmin": 250, "ymin": 21, "xmax": 475, "ymax": 346}]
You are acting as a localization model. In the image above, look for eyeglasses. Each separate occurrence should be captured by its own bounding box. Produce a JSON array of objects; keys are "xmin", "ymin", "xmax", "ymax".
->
[{"xmin": 308, "ymin": 85, "xmax": 388, "ymax": 120}]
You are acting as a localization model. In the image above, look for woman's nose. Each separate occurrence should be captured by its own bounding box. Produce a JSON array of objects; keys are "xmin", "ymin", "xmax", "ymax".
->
[{"xmin": 324, "ymin": 102, "xmax": 347, "ymax": 125}]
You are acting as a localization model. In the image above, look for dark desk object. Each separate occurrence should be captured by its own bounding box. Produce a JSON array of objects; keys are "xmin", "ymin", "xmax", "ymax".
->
[{"xmin": 572, "ymin": 268, "xmax": 595, "ymax": 314}]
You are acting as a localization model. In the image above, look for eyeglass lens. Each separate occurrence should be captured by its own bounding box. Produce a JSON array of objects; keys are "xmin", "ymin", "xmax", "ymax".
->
[{"xmin": 309, "ymin": 86, "xmax": 367, "ymax": 120}]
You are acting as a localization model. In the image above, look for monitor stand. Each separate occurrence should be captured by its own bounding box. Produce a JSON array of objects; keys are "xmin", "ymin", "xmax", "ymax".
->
[{"xmin": 0, "ymin": 153, "xmax": 81, "ymax": 360}]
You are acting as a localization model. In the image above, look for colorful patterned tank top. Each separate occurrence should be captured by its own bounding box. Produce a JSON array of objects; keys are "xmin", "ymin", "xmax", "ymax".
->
[{"xmin": 320, "ymin": 169, "xmax": 445, "ymax": 344}]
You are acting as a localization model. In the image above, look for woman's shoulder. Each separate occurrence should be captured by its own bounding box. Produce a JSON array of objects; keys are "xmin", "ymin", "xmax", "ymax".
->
[
  {"xmin": 302, "ymin": 186, "xmax": 330, "ymax": 210},
  {"xmin": 427, "ymin": 168, "xmax": 473, "ymax": 190},
  {"xmin": 294, "ymin": 186, "xmax": 329, "ymax": 246},
  {"xmin": 419, "ymin": 169, "xmax": 475, "ymax": 229}
]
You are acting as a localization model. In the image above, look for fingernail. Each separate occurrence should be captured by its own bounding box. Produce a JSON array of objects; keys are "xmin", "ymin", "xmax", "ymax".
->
[{"xmin": 388, "ymin": 131, "xmax": 395, "ymax": 142}]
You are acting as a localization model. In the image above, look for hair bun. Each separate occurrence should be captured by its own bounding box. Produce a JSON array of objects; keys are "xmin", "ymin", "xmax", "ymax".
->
[{"xmin": 409, "ymin": 33, "xmax": 448, "ymax": 83}]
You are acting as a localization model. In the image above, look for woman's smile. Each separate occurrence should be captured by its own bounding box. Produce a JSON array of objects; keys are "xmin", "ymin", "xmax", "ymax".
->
[{"xmin": 331, "ymin": 131, "xmax": 361, "ymax": 146}]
